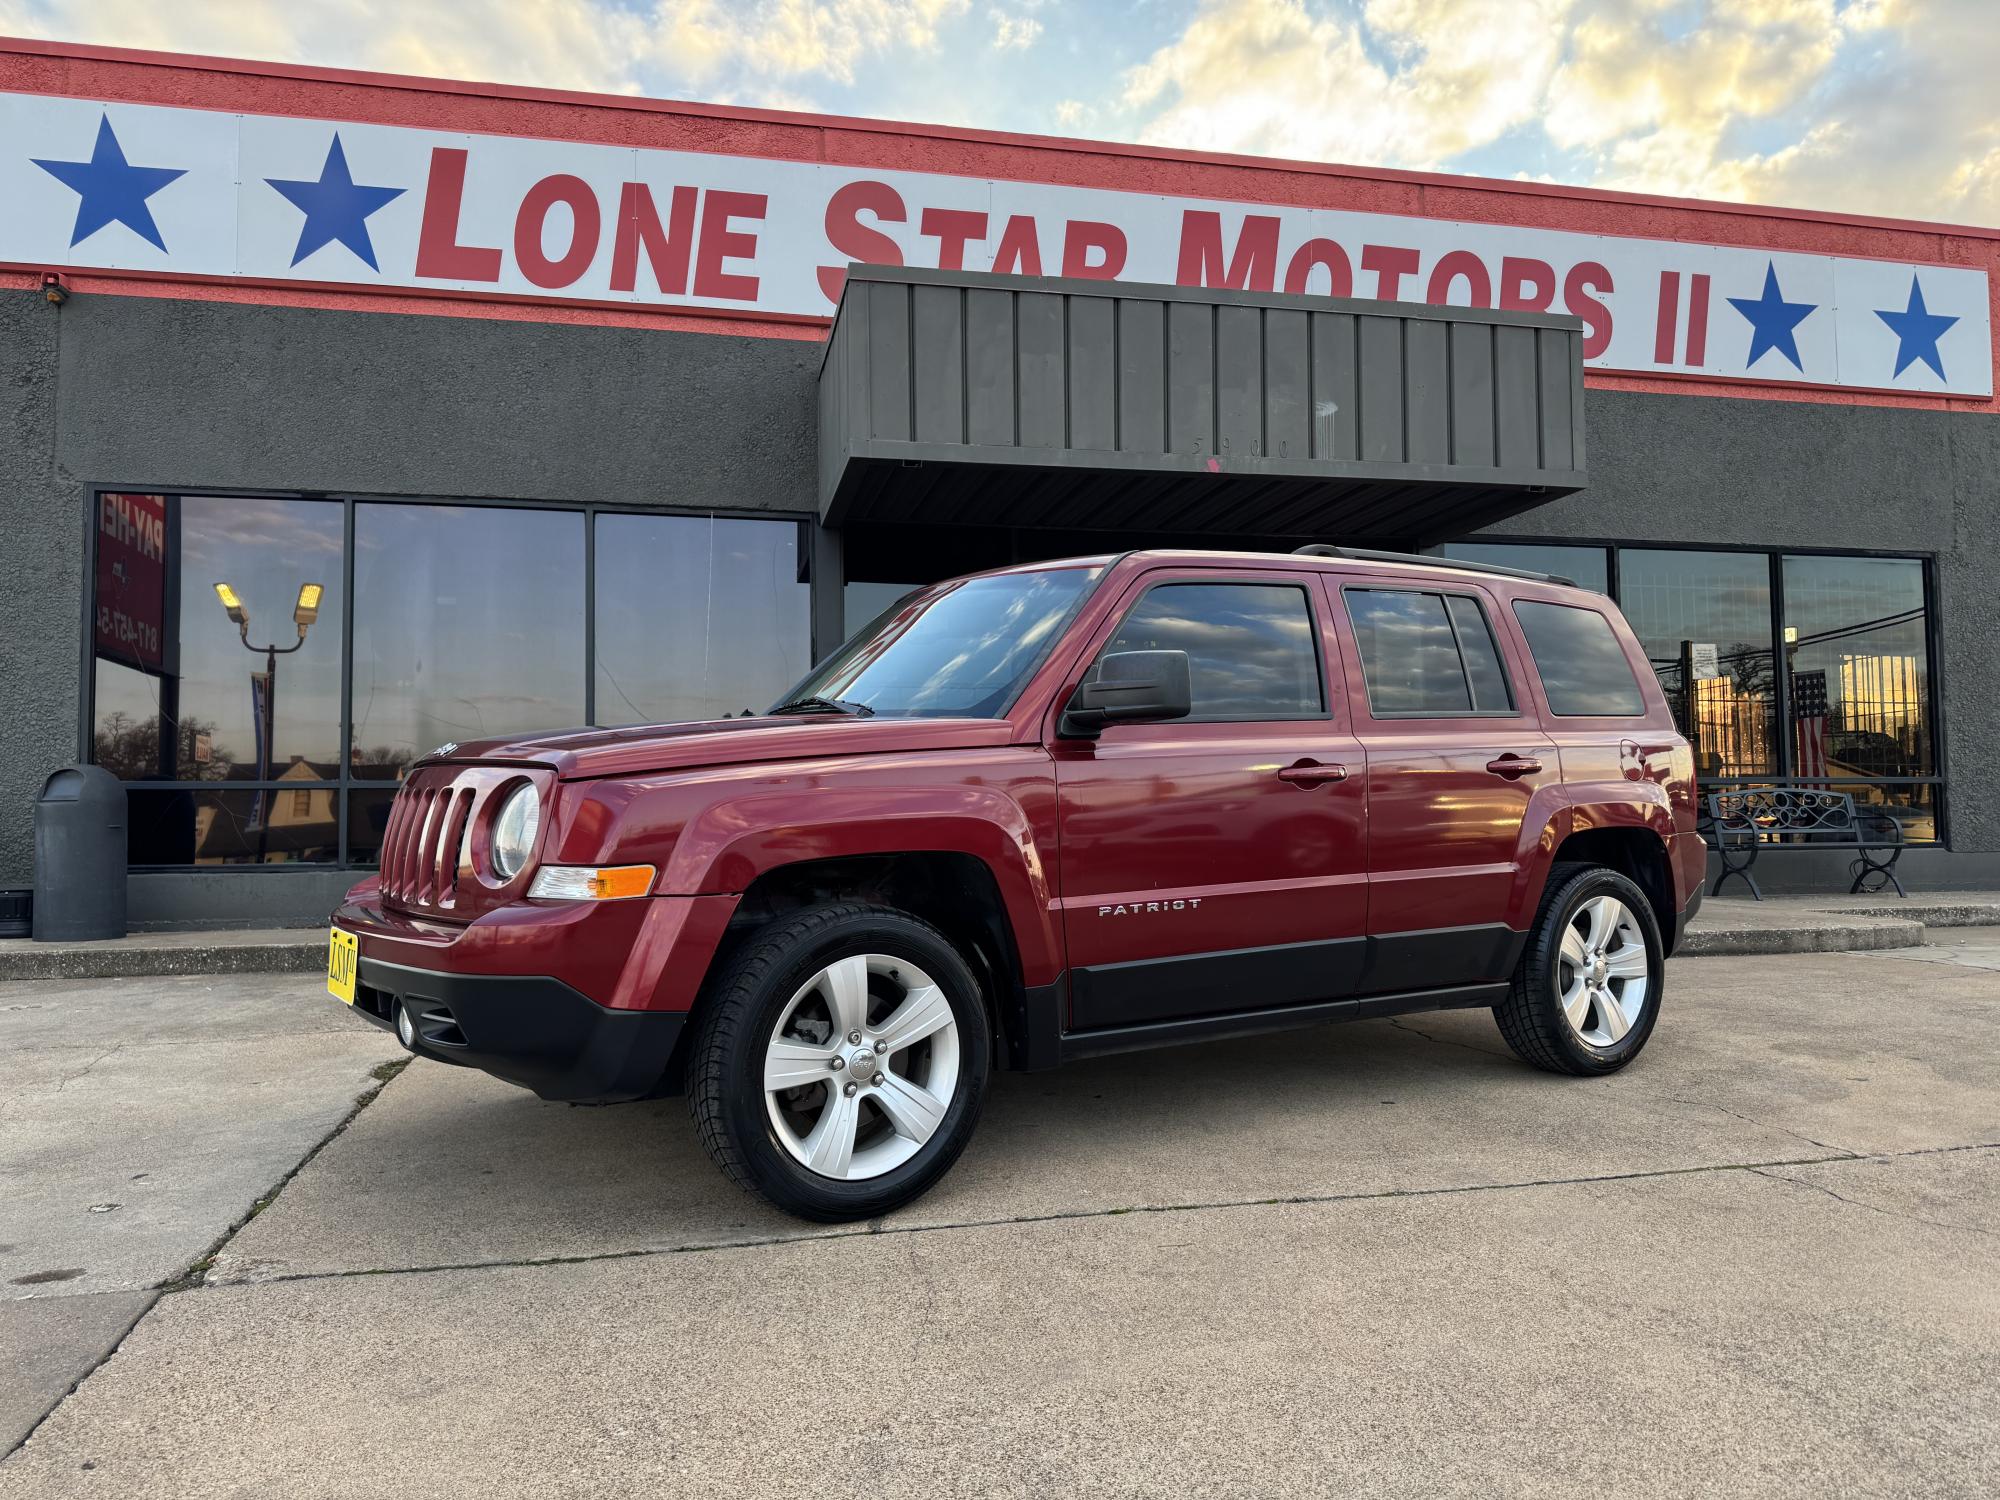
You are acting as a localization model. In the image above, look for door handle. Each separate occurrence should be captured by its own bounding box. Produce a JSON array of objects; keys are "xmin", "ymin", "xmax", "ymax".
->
[
  {"xmin": 1485, "ymin": 754, "xmax": 1543, "ymax": 779},
  {"xmin": 1277, "ymin": 760, "xmax": 1348, "ymax": 787}
]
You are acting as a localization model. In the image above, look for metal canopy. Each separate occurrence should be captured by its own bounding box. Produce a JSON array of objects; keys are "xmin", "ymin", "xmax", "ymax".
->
[{"xmin": 817, "ymin": 265, "xmax": 1587, "ymax": 545}]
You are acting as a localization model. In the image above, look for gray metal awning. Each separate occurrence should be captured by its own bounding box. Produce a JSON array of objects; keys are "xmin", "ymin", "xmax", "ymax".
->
[{"xmin": 816, "ymin": 265, "xmax": 1587, "ymax": 545}]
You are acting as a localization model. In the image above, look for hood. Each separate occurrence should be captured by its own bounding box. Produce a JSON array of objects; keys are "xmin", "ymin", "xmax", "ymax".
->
[{"xmin": 415, "ymin": 713, "xmax": 1019, "ymax": 780}]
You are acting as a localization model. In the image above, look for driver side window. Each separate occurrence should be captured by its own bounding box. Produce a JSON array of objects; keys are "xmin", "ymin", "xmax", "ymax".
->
[{"xmin": 1101, "ymin": 583, "xmax": 1324, "ymax": 721}]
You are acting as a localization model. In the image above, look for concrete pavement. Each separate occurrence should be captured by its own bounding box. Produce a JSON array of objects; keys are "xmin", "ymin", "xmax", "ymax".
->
[
  {"xmin": 2, "ymin": 940, "xmax": 1996, "ymax": 1494},
  {"xmin": 0, "ymin": 973, "xmax": 400, "ymax": 1450}
]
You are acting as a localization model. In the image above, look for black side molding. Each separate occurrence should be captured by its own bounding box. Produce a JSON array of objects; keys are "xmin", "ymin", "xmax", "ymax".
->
[
  {"xmin": 1067, "ymin": 924, "xmax": 1526, "ymax": 1032},
  {"xmin": 1059, "ymin": 982, "xmax": 1507, "ymax": 1063}
]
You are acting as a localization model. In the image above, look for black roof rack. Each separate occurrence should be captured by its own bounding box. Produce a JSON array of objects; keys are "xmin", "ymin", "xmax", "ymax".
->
[{"xmin": 1291, "ymin": 544, "xmax": 1575, "ymax": 588}]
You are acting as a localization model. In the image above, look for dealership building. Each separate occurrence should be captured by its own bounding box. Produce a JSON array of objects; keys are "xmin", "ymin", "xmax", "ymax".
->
[{"xmin": 1, "ymin": 37, "xmax": 1995, "ymax": 930}]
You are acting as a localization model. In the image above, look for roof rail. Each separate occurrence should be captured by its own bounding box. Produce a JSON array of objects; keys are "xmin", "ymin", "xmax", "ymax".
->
[{"xmin": 1291, "ymin": 544, "xmax": 1575, "ymax": 588}]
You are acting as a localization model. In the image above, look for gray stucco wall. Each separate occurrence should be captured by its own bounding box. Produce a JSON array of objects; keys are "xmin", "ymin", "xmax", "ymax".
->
[
  {"xmin": 3, "ymin": 287, "xmax": 1995, "ymax": 925},
  {"xmin": 0, "ymin": 288, "xmax": 821, "ymax": 926}
]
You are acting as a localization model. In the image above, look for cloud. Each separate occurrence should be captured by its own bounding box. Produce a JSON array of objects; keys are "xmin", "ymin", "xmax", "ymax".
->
[
  {"xmin": 655, "ymin": 0, "xmax": 970, "ymax": 87},
  {"xmin": 0, "ymin": 0, "xmax": 971, "ymax": 100},
  {"xmin": 1115, "ymin": 0, "xmax": 1999, "ymax": 222},
  {"xmin": 0, "ymin": 0, "xmax": 650, "ymax": 93},
  {"xmin": 1677, "ymin": 0, "xmax": 2000, "ymax": 222},
  {"xmin": 1121, "ymin": 0, "xmax": 1574, "ymax": 169},
  {"xmin": 991, "ymin": 8, "xmax": 1043, "ymax": 50}
]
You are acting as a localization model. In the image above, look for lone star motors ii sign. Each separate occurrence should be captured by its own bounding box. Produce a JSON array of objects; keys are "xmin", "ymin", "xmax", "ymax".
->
[{"xmin": 3, "ymin": 93, "xmax": 1990, "ymax": 398}]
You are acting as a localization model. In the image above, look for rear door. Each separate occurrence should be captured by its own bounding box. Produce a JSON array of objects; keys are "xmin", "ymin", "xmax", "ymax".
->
[
  {"xmin": 1327, "ymin": 577, "xmax": 1556, "ymax": 993},
  {"xmin": 1050, "ymin": 568, "xmax": 1368, "ymax": 1030}
]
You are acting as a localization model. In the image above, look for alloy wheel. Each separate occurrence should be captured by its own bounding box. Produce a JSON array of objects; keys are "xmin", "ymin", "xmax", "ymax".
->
[
  {"xmin": 762, "ymin": 953, "xmax": 962, "ymax": 1181},
  {"xmin": 1555, "ymin": 894, "xmax": 1651, "ymax": 1047}
]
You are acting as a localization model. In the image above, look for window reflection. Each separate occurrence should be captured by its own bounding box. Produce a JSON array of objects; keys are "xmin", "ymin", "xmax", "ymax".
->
[
  {"xmin": 351, "ymin": 504, "xmax": 585, "ymax": 775},
  {"xmin": 793, "ymin": 568, "xmax": 1097, "ymax": 718},
  {"xmin": 1345, "ymin": 590, "xmax": 1471, "ymax": 715},
  {"xmin": 127, "ymin": 786, "xmax": 338, "ymax": 866},
  {"xmin": 1433, "ymin": 542, "xmax": 1610, "ymax": 594},
  {"xmin": 1513, "ymin": 601, "xmax": 1646, "ymax": 716},
  {"xmin": 1617, "ymin": 549, "xmax": 1777, "ymax": 778},
  {"xmin": 1106, "ymin": 584, "xmax": 1322, "ymax": 719},
  {"xmin": 596, "ymin": 515, "xmax": 810, "ymax": 724},
  {"xmin": 1781, "ymin": 555, "xmax": 1935, "ymax": 840},
  {"xmin": 92, "ymin": 495, "xmax": 344, "ymax": 783}
]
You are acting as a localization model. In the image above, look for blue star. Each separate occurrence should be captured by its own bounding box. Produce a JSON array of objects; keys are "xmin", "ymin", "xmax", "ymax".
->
[
  {"xmin": 1727, "ymin": 261, "xmax": 1817, "ymax": 373},
  {"xmin": 1874, "ymin": 275, "xmax": 1958, "ymax": 381},
  {"xmin": 264, "ymin": 134, "xmax": 406, "ymax": 271},
  {"xmin": 32, "ymin": 115, "xmax": 186, "ymax": 252}
]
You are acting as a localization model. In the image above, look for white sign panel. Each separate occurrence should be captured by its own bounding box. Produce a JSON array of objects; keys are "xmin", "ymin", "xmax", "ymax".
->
[
  {"xmin": 1689, "ymin": 643, "xmax": 1721, "ymax": 680},
  {"xmin": 2, "ymin": 93, "xmax": 1990, "ymax": 398}
]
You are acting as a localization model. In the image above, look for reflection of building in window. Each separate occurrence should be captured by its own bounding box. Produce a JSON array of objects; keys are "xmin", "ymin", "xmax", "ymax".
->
[
  {"xmin": 291, "ymin": 789, "xmax": 312, "ymax": 817},
  {"xmin": 1693, "ymin": 674, "xmax": 1773, "ymax": 778},
  {"xmin": 1837, "ymin": 653, "xmax": 1922, "ymax": 747}
]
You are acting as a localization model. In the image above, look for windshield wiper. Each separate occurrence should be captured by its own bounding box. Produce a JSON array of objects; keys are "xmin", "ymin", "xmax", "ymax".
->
[{"xmin": 768, "ymin": 695, "xmax": 876, "ymax": 717}]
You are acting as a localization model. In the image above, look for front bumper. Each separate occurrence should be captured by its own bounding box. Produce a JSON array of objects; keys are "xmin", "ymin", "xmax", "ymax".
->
[{"xmin": 351, "ymin": 956, "xmax": 686, "ymax": 1103}]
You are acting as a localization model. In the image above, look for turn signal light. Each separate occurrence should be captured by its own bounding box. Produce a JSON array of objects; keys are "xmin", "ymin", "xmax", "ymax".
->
[{"xmin": 526, "ymin": 865, "xmax": 655, "ymax": 901}]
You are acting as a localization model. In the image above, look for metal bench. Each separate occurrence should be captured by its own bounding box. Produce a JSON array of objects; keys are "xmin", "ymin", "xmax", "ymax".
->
[{"xmin": 1698, "ymin": 787, "xmax": 1905, "ymax": 901}]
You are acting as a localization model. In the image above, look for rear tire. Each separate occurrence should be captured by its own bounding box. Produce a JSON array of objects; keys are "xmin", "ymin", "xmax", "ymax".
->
[
  {"xmin": 687, "ymin": 902, "xmax": 991, "ymax": 1222},
  {"xmin": 1493, "ymin": 862, "xmax": 1663, "ymax": 1076}
]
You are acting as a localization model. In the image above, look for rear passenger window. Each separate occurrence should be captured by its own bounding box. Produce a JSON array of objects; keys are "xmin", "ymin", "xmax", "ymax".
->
[
  {"xmin": 1103, "ymin": 583, "xmax": 1322, "ymax": 719},
  {"xmin": 1447, "ymin": 596, "xmax": 1513, "ymax": 712},
  {"xmin": 1513, "ymin": 601, "xmax": 1647, "ymax": 716},
  {"xmin": 1344, "ymin": 589, "xmax": 1514, "ymax": 716}
]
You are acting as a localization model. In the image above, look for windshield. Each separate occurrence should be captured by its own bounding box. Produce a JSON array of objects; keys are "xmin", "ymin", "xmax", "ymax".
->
[{"xmin": 775, "ymin": 566, "xmax": 1102, "ymax": 719}]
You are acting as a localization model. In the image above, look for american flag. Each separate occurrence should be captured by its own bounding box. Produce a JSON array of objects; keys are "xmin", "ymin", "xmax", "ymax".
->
[{"xmin": 1793, "ymin": 669, "xmax": 1828, "ymax": 779}]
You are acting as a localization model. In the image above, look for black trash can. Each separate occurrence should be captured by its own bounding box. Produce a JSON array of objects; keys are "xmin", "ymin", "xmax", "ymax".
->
[{"xmin": 33, "ymin": 766, "xmax": 127, "ymax": 942}]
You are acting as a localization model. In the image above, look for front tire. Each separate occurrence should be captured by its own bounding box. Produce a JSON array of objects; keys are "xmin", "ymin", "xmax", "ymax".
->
[
  {"xmin": 687, "ymin": 902, "xmax": 991, "ymax": 1222},
  {"xmin": 1493, "ymin": 862, "xmax": 1664, "ymax": 1076}
]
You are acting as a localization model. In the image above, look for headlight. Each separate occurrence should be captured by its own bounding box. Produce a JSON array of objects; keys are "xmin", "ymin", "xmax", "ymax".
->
[{"xmin": 489, "ymin": 784, "xmax": 541, "ymax": 880}]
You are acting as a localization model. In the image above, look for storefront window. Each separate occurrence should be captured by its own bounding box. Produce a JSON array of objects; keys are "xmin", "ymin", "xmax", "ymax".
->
[
  {"xmin": 1432, "ymin": 541, "xmax": 1610, "ymax": 595},
  {"xmin": 92, "ymin": 494, "xmax": 345, "ymax": 785},
  {"xmin": 595, "ymin": 515, "xmax": 809, "ymax": 724},
  {"xmin": 351, "ymin": 503, "xmax": 586, "ymax": 777},
  {"xmin": 1781, "ymin": 555, "xmax": 1937, "ymax": 841},
  {"xmin": 88, "ymin": 491, "xmax": 812, "ymax": 868},
  {"xmin": 1617, "ymin": 549, "xmax": 1778, "ymax": 779}
]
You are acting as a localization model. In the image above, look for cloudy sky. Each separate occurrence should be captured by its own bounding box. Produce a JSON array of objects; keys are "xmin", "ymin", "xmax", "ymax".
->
[{"xmin": 3, "ymin": 0, "xmax": 1994, "ymax": 225}]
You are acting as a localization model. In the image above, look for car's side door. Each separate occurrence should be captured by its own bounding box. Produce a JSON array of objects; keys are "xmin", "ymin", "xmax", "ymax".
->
[
  {"xmin": 1049, "ymin": 569, "xmax": 1368, "ymax": 1031},
  {"xmin": 1326, "ymin": 577, "xmax": 1557, "ymax": 993}
]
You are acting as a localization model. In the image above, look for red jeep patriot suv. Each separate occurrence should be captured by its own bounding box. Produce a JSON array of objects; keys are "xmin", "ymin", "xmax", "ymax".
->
[{"xmin": 328, "ymin": 546, "xmax": 1703, "ymax": 1221}]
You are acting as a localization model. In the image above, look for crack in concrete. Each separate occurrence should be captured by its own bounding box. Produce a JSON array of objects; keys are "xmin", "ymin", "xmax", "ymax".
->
[
  {"xmin": 1749, "ymin": 1165, "xmax": 1997, "ymax": 1241},
  {"xmin": 1, "ymin": 1056, "xmax": 414, "ymax": 1463},
  {"xmin": 50, "ymin": 1044, "xmax": 121, "ymax": 1094},
  {"xmin": 187, "ymin": 1140, "xmax": 2000, "ymax": 1293},
  {"xmin": 1655, "ymin": 1095, "xmax": 1855, "ymax": 1157},
  {"xmin": 1385, "ymin": 1017, "xmax": 1511, "ymax": 1060}
]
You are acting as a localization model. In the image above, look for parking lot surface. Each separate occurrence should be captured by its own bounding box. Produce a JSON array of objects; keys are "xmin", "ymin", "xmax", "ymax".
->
[{"xmin": 3, "ymin": 939, "xmax": 1995, "ymax": 1496}]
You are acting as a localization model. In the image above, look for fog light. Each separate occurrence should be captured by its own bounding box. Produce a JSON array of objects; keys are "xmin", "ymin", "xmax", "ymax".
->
[
  {"xmin": 526, "ymin": 865, "xmax": 656, "ymax": 901},
  {"xmin": 394, "ymin": 1003, "xmax": 418, "ymax": 1050}
]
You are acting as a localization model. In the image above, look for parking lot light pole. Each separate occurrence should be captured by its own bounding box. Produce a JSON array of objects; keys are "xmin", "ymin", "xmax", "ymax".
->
[{"xmin": 214, "ymin": 581, "xmax": 323, "ymax": 861}]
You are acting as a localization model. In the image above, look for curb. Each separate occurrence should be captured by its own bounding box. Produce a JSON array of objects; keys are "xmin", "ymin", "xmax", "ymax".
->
[
  {"xmin": 0, "ymin": 940, "xmax": 321, "ymax": 982},
  {"xmin": 1676, "ymin": 920, "xmax": 1925, "ymax": 958}
]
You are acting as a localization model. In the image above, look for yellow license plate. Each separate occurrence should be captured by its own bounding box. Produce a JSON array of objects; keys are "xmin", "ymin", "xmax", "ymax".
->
[{"xmin": 326, "ymin": 927, "xmax": 358, "ymax": 1005}]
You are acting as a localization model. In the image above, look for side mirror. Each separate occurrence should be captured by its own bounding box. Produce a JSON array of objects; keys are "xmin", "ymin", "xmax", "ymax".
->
[{"xmin": 1059, "ymin": 650, "xmax": 1193, "ymax": 739}]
